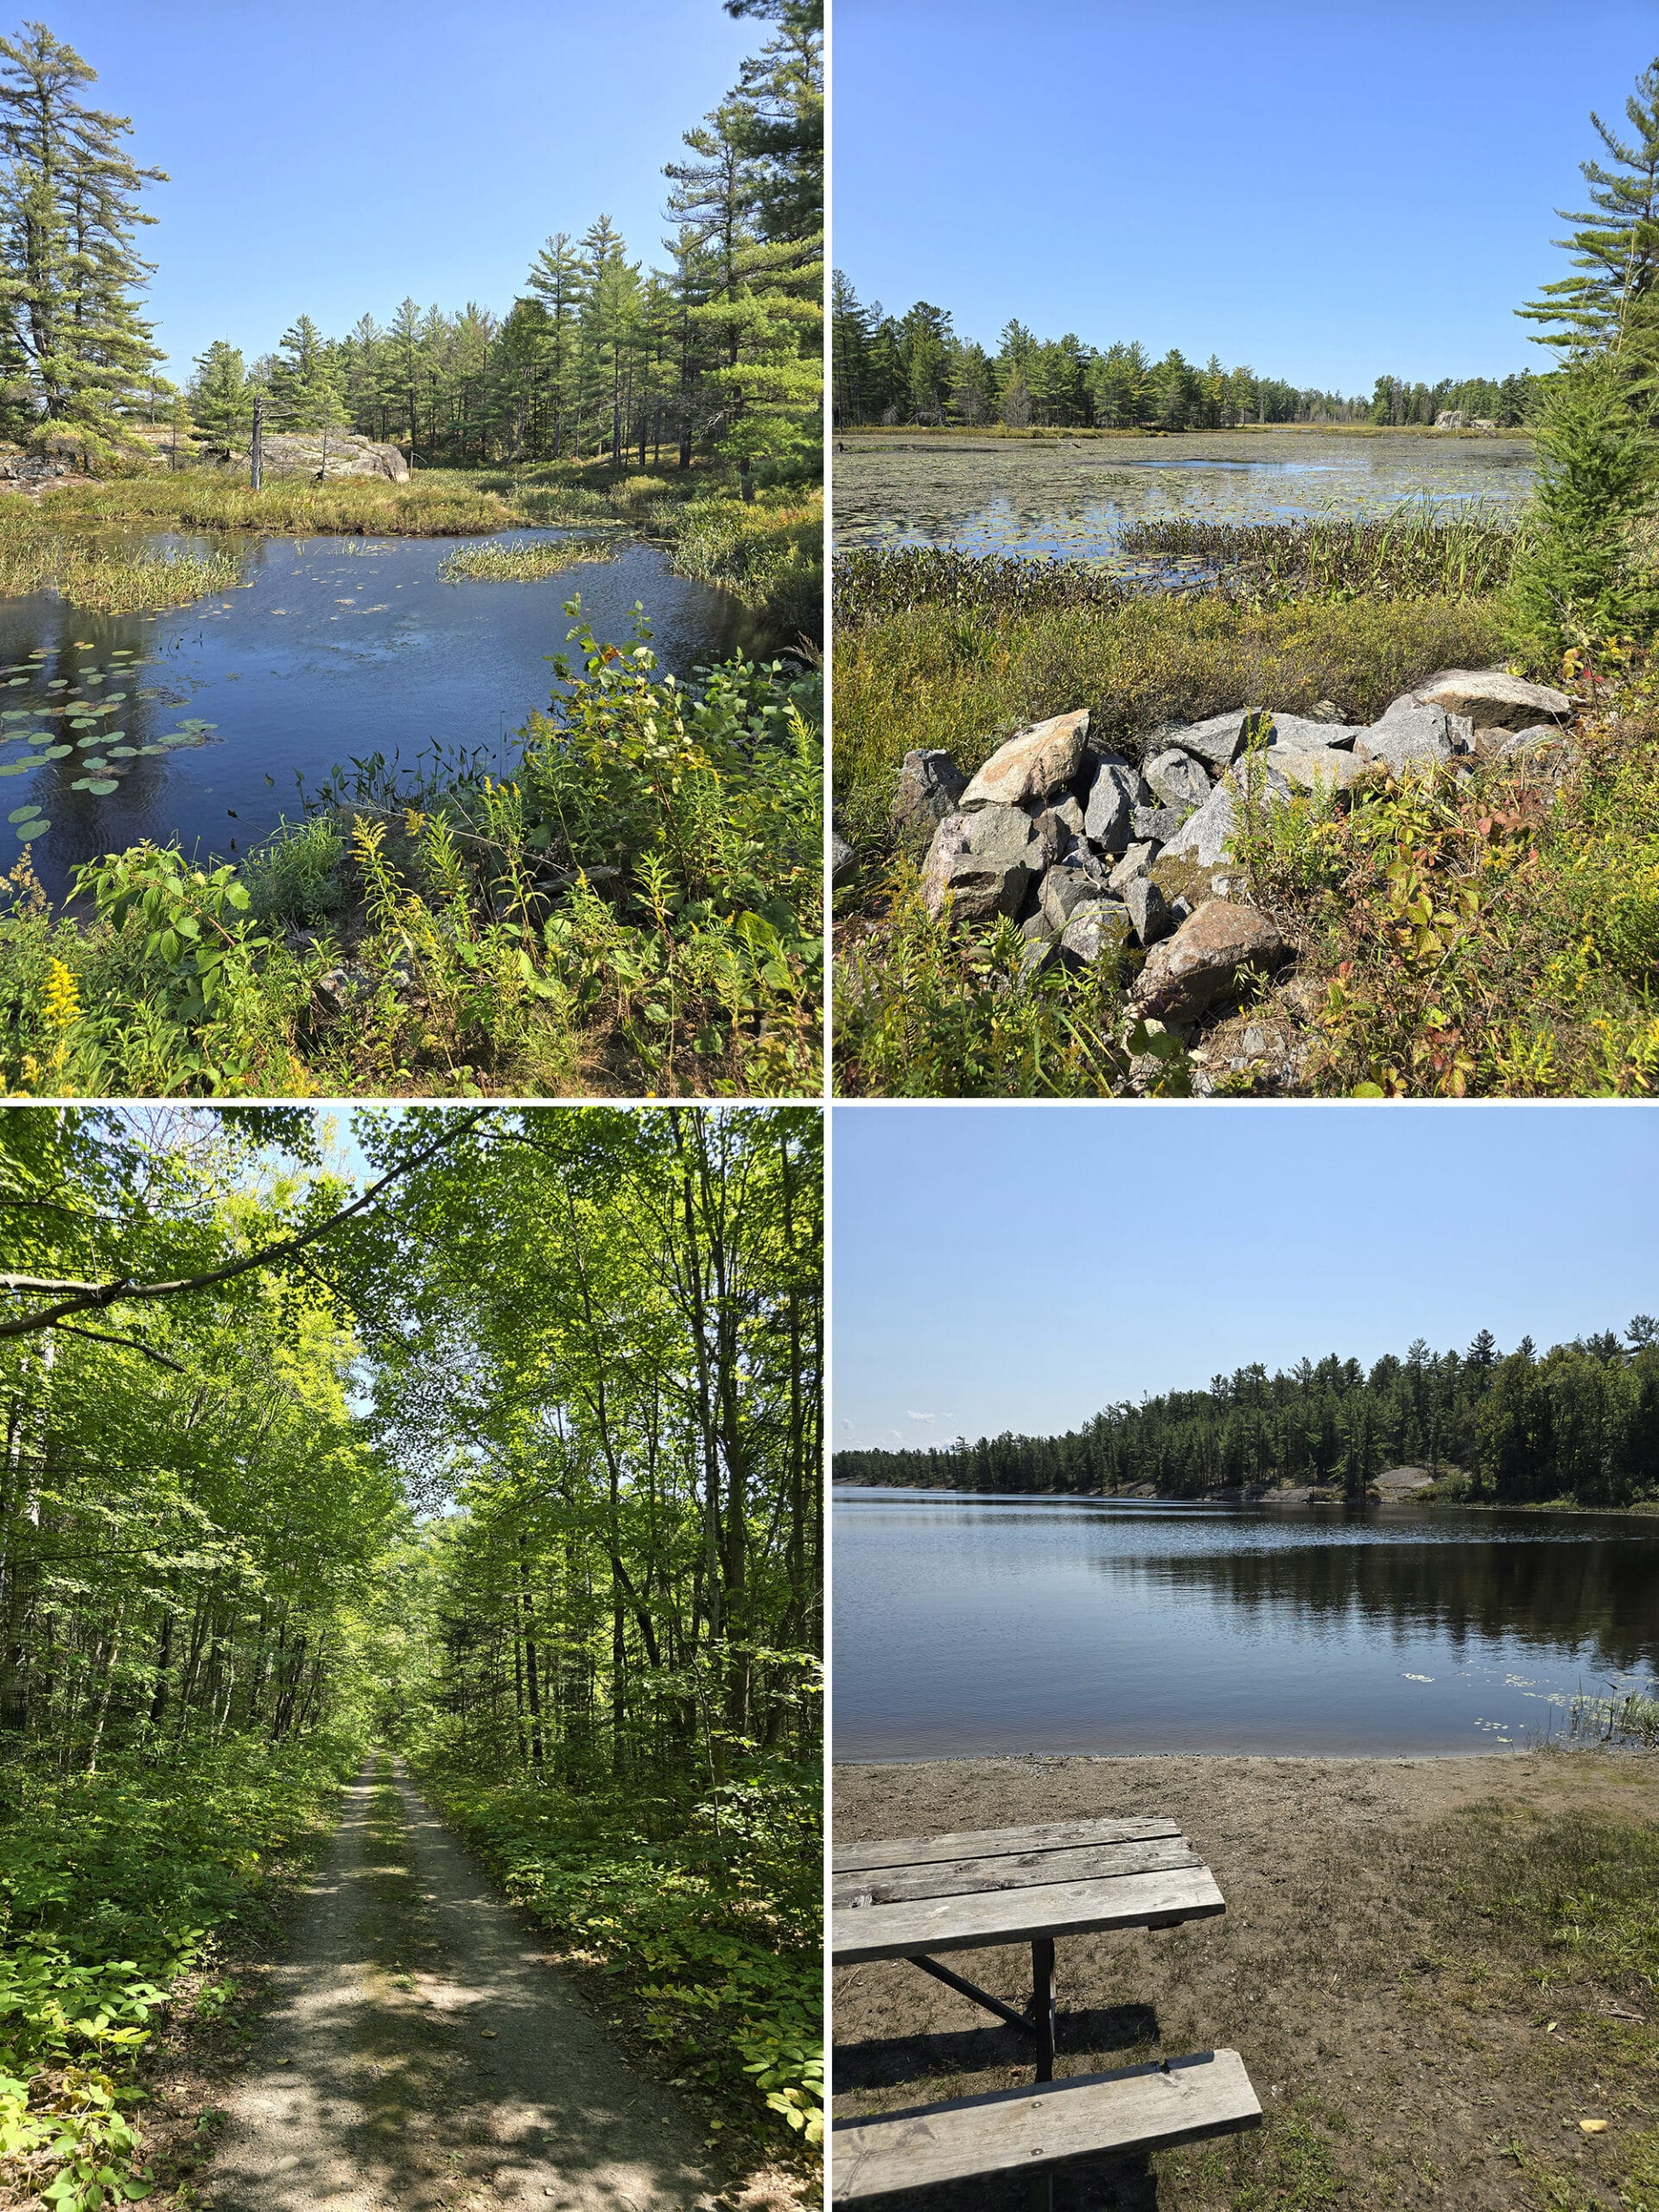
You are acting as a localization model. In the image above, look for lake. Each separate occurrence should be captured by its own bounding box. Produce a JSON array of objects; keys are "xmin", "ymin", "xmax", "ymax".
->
[
  {"xmin": 833, "ymin": 1488, "xmax": 1659, "ymax": 1759},
  {"xmin": 0, "ymin": 529, "xmax": 741, "ymax": 902},
  {"xmin": 832, "ymin": 428, "xmax": 1535, "ymax": 561}
]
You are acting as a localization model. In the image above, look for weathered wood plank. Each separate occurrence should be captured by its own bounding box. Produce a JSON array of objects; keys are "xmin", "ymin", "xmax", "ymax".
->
[
  {"xmin": 832, "ymin": 1866, "xmax": 1225, "ymax": 1963},
  {"xmin": 833, "ymin": 1834, "xmax": 1201, "ymax": 1910},
  {"xmin": 831, "ymin": 2050, "xmax": 1262, "ymax": 2201},
  {"xmin": 834, "ymin": 1817, "xmax": 1182, "ymax": 1877}
]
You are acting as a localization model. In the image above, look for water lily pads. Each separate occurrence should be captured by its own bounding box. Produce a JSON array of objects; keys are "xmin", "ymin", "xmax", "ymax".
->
[
  {"xmin": 14, "ymin": 818, "xmax": 48, "ymax": 836},
  {"xmin": 6, "ymin": 678, "xmax": 28, "ymax": 689},
  {"xmin": 107, "ymin": 746, "xmax": 136, "ymax": 759},
  {"xmin": 1, "ymin": 709, "xmax": 28, "ymax": 721},
  {"xmin": 80, "ymin": 756, "xmax": 108, "ymax": 771},
  {"xmin": 7, "ymin": 804, "xmax": 40, "ymax": 823},
  {"xmin": 0, "ymin": 761, "xmax": 32, "ymax": 777},
  {"xmin": 73, "ymin": 778, "xmax": 116, "ymax": 795},
  {"xmin": 137, "ymin": 744, "xmax": 168, "ymax": 756},
  {"xmin": 37, "ymin": 745, "xmax": 69, "ymax": 760}
]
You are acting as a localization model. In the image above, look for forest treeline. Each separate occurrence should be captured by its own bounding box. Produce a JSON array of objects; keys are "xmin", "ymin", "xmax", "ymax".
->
[
  {"xmin": 834, "ymin": 1320, "xmax": 1659, "ymax": 1508},
  {"xmin": 832, "ymin": 273, "xmax": 1536, "ymax": 431},
  {"xmin": 0, "ymin": 1104, "xmax": 823, "ymax": 2198},
  {"xmin": 0, "ymin": 7, "xmax": 821, "ymax": 478}
]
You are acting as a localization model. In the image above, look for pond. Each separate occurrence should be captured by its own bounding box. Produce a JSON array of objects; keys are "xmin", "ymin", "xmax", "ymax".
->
[
  {"xmin": 0, "ymin": 529, "xmax": 741, "ymax": 903},
  {"xmin": 832, "ymin": 428, "xmax": 1535, "ymax": 561},
  {"xmin": 833, "ymin": 1488, "xmax": 1659, "ymax": 1760}
]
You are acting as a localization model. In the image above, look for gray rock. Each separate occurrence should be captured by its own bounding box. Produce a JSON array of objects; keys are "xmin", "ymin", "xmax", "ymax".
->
[
  {"xmin": 1058, "ymin": 899, "xmax": 1132, "ymax": 968},
  {"xmin": 1159, "ymin": 710, "xmax": 1248, "ymax": 768},
  {"xmin": 1306, "ymin": 699, "xmax": 1347, "ymax": 723},
  {"xmin": 1131, "ymin": 899, "xmax": 1289, "ymax": 1023},
  {"xmin": 1262, "ymin": 712, "xmax": 1365, "ymax": 753},
  {"xmin": 1124, "ymin": 874, "xmax": 1174, "ymax": 946},
  {"xmin": 236, "ymin": 430, "xmax": 409, "ymax": 482},
  {"xmin": 1108, "ymin": 841, "xmax": 1157, "ymax": 894},
  {"xmin": 890, "ymin": 747, "xmax": 968, "ymax": 830},
  {"xmin": 1353, "ymin": 703, "xmax": 1452, "ymax": 774},
  {"xmin": 919, "ymin": 812, "xmax": 974, "ymax": 918},
  {"xmin": 1405, "ymin": 668, "xmax": 1572, "ymax": 730},
  {"xmin": 960, "ymin": 708, "xmax": 1091, "ymax": 810},
  {"xmin": 941, "ymin": 847, "xmax": 1038, "ymax": 923},
  {"xmin": 1480, "ymin": 722, "xmax": 1572, "ymax": 766},
  {"xmin": 1041, "ymin": 861, "xmax": 1114, "ymax": 933},
  {"xmin": 1032, "ymin": 804, "xmax": 1077, "ymax": 866},
  {"xmin": 1083, "ymin": 756, "xmax": 1147, "ymax": 853},
  {"xmin": 1276, "ymin": 747, "xmax": 1373, "ymax": 793},
  {"xmin": 965, "ymin": 803, "xmax": 1045, "ymax": 868},
  {"xmin": 831, "ymin": 831, "xmax": 855, "ymax": 886},
  {"xmin": 1143, "ymin": 747, "xmax": 1212, "ymax": 812},
  {"xmin": 1018, "ymin": 934, "xmax": 1059, "ymax": 983},
  {"xmin": 1131, "ymin": 803, "xmax": 1190, "ymax": 843},
  {"xmin": 1162, "ymin": 779, "xmax": 1237, "ymax": 868},
  {"xmin": 1020, "ymin": 909, "xmax": 1055, "ymax": 940}
]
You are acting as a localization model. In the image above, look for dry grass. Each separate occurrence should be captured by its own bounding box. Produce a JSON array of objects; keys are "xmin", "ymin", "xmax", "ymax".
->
[{"xmin": 833, "ymin": 1751, "xmax": 1659, "ymax": 2212}]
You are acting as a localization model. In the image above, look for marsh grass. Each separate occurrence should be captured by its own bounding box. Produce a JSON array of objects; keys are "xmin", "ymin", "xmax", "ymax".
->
[
  {"xmin": 436, "ymin": 535, "xmax": 612, "ymax": 582},
  {"xmin": 1120, "ymin": 503, "xmax": 1522, "ymax": 601},
  {"xmin": 0, "ymin": 504, "xmax": 242, "ymax": 611}
]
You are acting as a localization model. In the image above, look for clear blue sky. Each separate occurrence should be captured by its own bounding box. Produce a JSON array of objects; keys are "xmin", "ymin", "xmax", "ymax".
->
[
  {"xmin": 832, "ymin": 1107, "xmax": 1659, "ymax": 1452},
  {"xmin": 40, "ymin": 0, "xmax": 753, "ymax": 381},
  {"xmin": 834, "ymin": 0, "xmax": 1659, "ymax": 393}
]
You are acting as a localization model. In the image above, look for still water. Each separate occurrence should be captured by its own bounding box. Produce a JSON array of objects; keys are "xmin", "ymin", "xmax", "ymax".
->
[
  {"xmin": 834, "ymin": 1489, "xmax": 1659, "ymax": 1759},
  {"xmin": 0, "ymin": 529, "xmax": 740, "ymax": 902},
  {"xmin": 832, "ymin": 429, "xmax": 1535, "ymax": 560}
]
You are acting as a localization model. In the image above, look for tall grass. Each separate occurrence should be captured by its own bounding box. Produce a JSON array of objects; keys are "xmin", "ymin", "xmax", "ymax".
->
[
  {"xmin": 436, "ymin": 535, "xmax": 610, "ymax": 582},
  {"xmin": 1121, "ymin": 502, "xmax": 1522, "ymax": 600}
]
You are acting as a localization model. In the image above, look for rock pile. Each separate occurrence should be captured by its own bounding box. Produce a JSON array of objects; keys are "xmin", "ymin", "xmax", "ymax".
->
[{"xmin": 883, "ymin": 666, "xmax": 1573, "ymax": 1022}]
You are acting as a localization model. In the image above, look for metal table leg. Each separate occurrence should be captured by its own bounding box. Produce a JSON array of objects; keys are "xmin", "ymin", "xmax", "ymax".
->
[{"xmin": 1032, "ymin": 1936, "xmax": 1056, "ymax": 2082}]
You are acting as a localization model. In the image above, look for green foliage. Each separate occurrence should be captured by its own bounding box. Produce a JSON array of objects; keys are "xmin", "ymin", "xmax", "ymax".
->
[
  {"xmin": 241, "ymin": 816, "xmax": 348, "ymax": 925},
  {"xmin": 836, "ymin": 1314, "xmax": 1659, "ymax": 1505},
  {"xmin": 421, "ymin": 1763, "xmax": 823, "ymax": 2149},
  {"xmin": 0, "ymin": 1739, "xmax": 353, "ymax": 2210},
  {"xmin": 0, "ymin": 618, "xmax": 822, "ymax": 1097},
  {"xmin": 1505, "ymin": 366, "xmax": 1659, "ymax": 656}
]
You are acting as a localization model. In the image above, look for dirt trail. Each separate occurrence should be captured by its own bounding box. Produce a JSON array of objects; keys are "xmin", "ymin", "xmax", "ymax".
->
[{"xmin": 207, "ymin": 1758, "xmax": 716, "ymax": 2212}]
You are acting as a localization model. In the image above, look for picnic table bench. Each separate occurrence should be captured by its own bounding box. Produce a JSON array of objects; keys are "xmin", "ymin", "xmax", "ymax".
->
[{"xmin": 831, "ymin": 1815, "xmax": 1261, "ymax": 2202}]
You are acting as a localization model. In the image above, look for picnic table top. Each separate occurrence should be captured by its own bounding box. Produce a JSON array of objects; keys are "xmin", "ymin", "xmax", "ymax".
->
[{"xmin": 832, "ymin": 1815, "xmax": 1225, "ymax": 1963}]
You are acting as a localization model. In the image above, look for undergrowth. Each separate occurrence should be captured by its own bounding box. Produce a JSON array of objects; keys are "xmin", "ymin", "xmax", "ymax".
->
[
  {"xmin": 416, "ymin": 1752, "xmax": 823, "ymax": 2162},
  {"xmin": 0, "ymin": 1735, "xmax": 353, "ymax": 2212},
  {"xmin": 0, "ymin": 608, "xmax": 823, "ymax": 1098}
]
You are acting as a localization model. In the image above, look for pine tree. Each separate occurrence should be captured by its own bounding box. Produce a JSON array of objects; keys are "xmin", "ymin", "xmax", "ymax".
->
[
  {"xmin": 1519, "ymin": 60, "xmax": 1659, "ymax": 362},
  {"xmin": 0, "ymin": 22, "xmax": 166, "ymax": 460},
  {"xmin": 188, "ymin": 339, "xmax": 250, "ymax": 448}
]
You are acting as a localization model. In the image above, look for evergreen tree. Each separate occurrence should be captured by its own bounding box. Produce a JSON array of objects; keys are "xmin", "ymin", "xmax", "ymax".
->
[
  {"xmin": 0, "ymin": 22, "xmax": 166, "ymax": 459},
  {"xmin": 1519, "ymin": 59, "xmax": 1659, "ymax": 365}
]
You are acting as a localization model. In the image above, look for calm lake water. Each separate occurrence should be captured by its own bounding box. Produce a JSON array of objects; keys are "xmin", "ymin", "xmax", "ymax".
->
[
  {"xmin": 834, "ymin": 1489, "xmax": 1659, "ymax": 1759},
  {"xmin": 0, "ymin": 530, "xmax": 740, "ymax": 902},
  {"xmin": 833, "ymin": 428, "xmax": 1535, "ymax": 560}
]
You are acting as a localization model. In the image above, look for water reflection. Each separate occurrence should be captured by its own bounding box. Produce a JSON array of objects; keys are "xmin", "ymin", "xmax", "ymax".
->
[
  {"xmin": 0, "ymin": 530, "xmax": 741, "ymax": 901},
  {"xmin": 832, "ymin": 1491, "xmax": 1659, "ymax": 1760},
  {"xmin": 833, "ymin": 429, "xmax": 1535, "ymax": 559}
]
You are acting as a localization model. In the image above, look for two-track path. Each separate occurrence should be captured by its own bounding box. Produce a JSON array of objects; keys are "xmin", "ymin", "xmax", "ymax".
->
[{"xmin": 206, "ymin": 1758, "xmax": 717, "ymax": 2212}]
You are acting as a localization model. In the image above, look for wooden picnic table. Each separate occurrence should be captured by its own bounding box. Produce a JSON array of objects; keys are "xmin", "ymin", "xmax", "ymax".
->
[{"xmin": 832, "ymin": 1815, "xmax": 1226, "ymax": 2084}]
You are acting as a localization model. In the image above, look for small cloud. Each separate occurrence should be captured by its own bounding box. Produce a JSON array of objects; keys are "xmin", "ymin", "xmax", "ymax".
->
[{"xmin": 906, "ymin": 1410, "xmax": 938, "ymax": 1422}]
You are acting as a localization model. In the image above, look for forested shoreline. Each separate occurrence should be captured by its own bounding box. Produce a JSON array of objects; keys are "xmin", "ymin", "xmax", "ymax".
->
[
  {"xmin": 0, "ymin": 1105, "xmax": 823, "ymax": 2206},
  {"xmin": 835, "ymin": 1319, "xmax": 1659, "ymax": 1508},
  {"xmin": 831, "ymin": 274, "xmax": 1535, "ymax": 431}
]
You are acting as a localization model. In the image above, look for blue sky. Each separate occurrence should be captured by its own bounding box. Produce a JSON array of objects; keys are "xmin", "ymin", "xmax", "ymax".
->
[
  {"xmin": 833, "ymin": 0, "xmax": 1659, "ymax": 393},
  {"xmin": 40, "ymin": 0, "xmax": 753, "ymax": 382},
  {"xmin": 832, "ymin": 1107, "xmax": 1659, "ymax": 1452}
]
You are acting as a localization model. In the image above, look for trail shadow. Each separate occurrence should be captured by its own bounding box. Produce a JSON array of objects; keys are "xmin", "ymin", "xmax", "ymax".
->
[{"xmin": 833, "ymin": 2003, "xmax": 1160, "ymax": 2094}]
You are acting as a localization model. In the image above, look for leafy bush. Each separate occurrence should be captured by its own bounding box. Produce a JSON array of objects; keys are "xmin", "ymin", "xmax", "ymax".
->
[
  {"xmin": 0, "ymin": 611, "xmax": 822, "ymax": 1098},
  {"xmin": 417, "ymin": 1757, "xmax": 823, "ymax": 2152},
  {"xmin": 0, "ymin": 1737, "xmax": 353, "ymax": 2210}
]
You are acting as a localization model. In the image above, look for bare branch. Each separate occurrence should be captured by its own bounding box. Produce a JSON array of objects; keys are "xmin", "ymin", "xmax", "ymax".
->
[{"xmin": 53, "ymin": 1324, "xmax": 188, "ymax": 1374}]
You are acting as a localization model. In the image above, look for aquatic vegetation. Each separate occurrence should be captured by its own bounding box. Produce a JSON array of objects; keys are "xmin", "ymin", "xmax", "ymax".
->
[
  {"xmin": 0, "ymin": 509, "xmax": 241, "ymax": 611},
  {"xmin": 0, "ymin": 617, "xmax": 823, "ymax": 1097},
  {"xmin": 436, "ymin": 534, "xmax": 609, "ymax": 582}
]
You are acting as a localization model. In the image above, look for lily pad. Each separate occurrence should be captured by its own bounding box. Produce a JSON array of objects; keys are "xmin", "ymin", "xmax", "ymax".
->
[
  {"xmin": 2, "ymin": 709, "xmax": 29, "ymax": 721},
  {"xmin": 137, "ymin": 744, "xmax": 168, "ymax": 756},
  {"xmin": 37, "ymin": 745, "xmax": 69, "ymax": 760},
  {"xmin": 14, "ymin": 818, "xmax": 48, "ymax": 836},
  {"xmin": 107, "ymin": 746, "xmax": 136, "ymax": 759},
  {"xmin": 7, "ymin": 804, "xmax": 40, "ymax": 823},
  {"xmin": 6, "ymin": 678, "xmax": 28, "ymax": 689},
  {"xmin": 0, "ymin": 761, "xmax": 32, "ymax": 777},
  {"xmin": 73, "ymin": 779, "xmax": 117, "ymax": 795},
  {"xmin": 80, "ymin": 756, "xmax": 108, "ymax": 771}
]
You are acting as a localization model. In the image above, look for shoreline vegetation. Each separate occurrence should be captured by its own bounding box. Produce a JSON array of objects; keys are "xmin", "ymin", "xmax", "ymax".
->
[
  {"xmin": 832, "ymin": 1750, "xmax": 1659, "ymax": 2211},
  {"xmin": 833, "ymin": 1318, "xmax": 1659, "ymax": 1515},
  {"xmin": 831, "ymin": 60, "xmax": 1659, "ymax": 1101},
  {"xmin": 0, "ymin": 0, "xmax": 824, "ymax": 1098},
  {"xmin": 836, "ymin": 420, "xmax": 1531, "ymax": 442}
]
